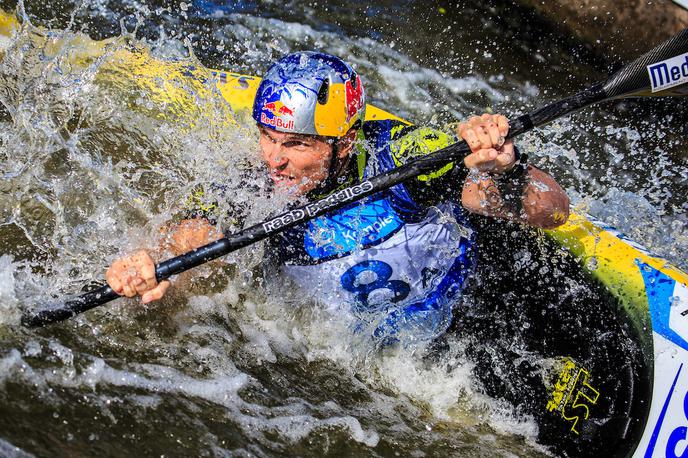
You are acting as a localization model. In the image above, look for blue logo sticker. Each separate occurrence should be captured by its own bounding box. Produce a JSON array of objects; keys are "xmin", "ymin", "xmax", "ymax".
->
[
  {"xmin": 638, "ymin": 262, "xmax": 687, "ymax": 351},
  {"xmin": 304, "ymin": 197, "xmax": 403, "ymax": 259}
]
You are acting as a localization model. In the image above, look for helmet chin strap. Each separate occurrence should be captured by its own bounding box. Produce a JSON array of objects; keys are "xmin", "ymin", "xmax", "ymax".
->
[
  {"xmin": 311, "ymin": 142, "xmax": 340, "ymax": 196},
  {"xmin": 310, "ymin": 140, "xmax": 351, "ymax": 197},
  {"xmin": 309, "ymin": 125, "xmax": 359, "ymax": 197}
]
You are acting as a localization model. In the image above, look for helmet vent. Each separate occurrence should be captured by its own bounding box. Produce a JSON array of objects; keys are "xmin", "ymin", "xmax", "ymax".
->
[{"xmin": 317, "ymin": 78, "xmax": 330, "ymax": 105}]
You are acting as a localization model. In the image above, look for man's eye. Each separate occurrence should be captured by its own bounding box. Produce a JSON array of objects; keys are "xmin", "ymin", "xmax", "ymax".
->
[{"xmin": 285, "ymin": 141, "xmax": 307, "ymax": 148}]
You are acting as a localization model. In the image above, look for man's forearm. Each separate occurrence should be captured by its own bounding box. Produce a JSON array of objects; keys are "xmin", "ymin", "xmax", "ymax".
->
[{"xmin": 160, "ymin": 218, "xmax": 223, "ymax": 256}]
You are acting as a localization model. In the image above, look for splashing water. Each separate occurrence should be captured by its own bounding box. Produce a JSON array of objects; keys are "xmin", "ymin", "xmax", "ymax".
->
[
  {"xmin": 0, "ymin": 255, "xmax": 20, "ymax": 325},
  {"xmin": 0, "ymin": 1, "xmax": 685, "ymax": 457}
]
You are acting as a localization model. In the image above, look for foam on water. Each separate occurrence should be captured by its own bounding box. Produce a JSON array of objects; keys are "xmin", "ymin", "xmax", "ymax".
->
[
  {"xmin": 0, "ymin": 437, "xmax": 34, "ymax": 458},
  {"xmin": 0, "ymin": 255, "xmax": 20, "ymax": 325}
]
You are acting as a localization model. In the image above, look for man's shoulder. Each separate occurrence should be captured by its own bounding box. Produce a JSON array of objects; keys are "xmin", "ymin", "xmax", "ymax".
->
[
  {"xmin": 364, "ymin": 121, "xmax": 456, "ymax": 167},
  {"xmin": 357, "ymin": 119, "xmax": 462, "ymax": 207},
  {"xmin": 363, "ymin": 118, "xmax": 455, "ymax": 147}
]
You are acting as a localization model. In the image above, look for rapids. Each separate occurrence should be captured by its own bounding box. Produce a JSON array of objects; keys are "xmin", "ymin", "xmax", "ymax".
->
[{"xmin": 0, "ymin": 1, "xmax": 685, "ymax": 456}]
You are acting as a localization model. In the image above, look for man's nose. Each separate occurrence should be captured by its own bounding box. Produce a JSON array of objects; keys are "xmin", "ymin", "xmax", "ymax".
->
[{"xmin": 265, "ymin": 145, "xmax": 288, "ymax": 169}]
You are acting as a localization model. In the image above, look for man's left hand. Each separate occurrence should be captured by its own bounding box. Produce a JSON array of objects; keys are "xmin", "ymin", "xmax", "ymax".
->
[{"xmin": 457, "ymin": 114, "xmax": 515, "ymax": 175}]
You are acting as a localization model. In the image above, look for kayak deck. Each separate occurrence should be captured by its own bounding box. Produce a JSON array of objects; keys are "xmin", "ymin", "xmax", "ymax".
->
[{"xmin": 449, "ymin": 216, "xmax": 651, "ymax": 457}]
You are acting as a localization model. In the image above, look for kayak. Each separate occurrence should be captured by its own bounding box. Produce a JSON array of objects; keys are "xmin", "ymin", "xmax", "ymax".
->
[{"xmin": 1, "ymin": 11, "xmax": 687, "ymax": 458}]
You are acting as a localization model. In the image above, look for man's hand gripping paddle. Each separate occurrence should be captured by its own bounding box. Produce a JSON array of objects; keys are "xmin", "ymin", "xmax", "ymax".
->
[{"xmin": 22, "ymin": 28, "xmax": 688, "ymax": 328}]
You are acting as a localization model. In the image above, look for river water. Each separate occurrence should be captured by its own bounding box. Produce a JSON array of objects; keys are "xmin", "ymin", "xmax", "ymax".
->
[{"xmin": 0, "ymin": 1, "xmax": 685, "ymax": 457}]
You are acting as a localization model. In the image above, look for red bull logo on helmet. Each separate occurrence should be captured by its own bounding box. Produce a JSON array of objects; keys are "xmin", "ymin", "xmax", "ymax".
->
[
  {"xmin": 262, "ymin": 100, "xmax": 295, "ymax": 118},
  {"xmin": 260, "ymin": 112, "xmax": 295, "ymax": 130},
  {"xmin": 261, "ymin": 99, "xmax": 296, "ymax": 130}
]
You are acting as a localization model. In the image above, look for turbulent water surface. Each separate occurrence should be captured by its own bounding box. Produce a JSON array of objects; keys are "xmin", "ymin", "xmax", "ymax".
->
[{"xmin": 0, "ymin": 0, "xmax": 686, "ymax": 456}]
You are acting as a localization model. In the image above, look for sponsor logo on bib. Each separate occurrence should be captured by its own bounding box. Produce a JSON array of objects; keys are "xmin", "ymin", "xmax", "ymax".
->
[{"xmin": 341, "ymin": 214, "xmax": 395, "ymax": 243}]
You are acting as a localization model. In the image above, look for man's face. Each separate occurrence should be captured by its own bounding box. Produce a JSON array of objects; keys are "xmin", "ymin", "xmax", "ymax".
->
[{"xmin": 259, "ymin": 126, "xmax": 334, "ymax": 196}]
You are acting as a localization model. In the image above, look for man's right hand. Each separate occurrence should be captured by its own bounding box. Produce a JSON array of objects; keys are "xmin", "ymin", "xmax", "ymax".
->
[
  {"xmin": 105, "ymin": 218, "xmax": 221, "ymax": 304},
  {"xmin": 105, "ymin": 250, "xmax": 171, "ymax": 304}
]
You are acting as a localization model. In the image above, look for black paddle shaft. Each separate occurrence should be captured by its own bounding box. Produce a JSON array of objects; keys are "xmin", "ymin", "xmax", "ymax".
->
[{"xmin": 21, "ymin": 29, "xmax": 688, "ymax": 328}]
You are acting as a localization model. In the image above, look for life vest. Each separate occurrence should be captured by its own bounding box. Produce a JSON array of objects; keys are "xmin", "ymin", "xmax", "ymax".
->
[{"xmin": 275, "ymin": 120, "xmax": 476, "ymax": 345}]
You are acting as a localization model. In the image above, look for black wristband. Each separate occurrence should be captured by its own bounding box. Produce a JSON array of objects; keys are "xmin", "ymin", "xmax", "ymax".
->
[{"xmin": 494, "ymin": 153, "xmax": 529, "ymax": 217}]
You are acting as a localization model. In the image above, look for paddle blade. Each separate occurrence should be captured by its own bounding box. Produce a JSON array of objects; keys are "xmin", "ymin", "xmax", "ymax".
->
[{"xmin": 604, "ymin": 28, "xmax": 688, "ymax": 98}]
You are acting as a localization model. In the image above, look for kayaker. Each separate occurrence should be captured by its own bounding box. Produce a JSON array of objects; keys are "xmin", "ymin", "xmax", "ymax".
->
[{"xmin": 105, "ymin": 52, "xmax": 570, "ymax": 344}]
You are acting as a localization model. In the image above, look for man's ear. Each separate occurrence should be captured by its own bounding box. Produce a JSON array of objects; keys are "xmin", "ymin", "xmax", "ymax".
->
[{"xmin": 336, "ymin": 129, "xmax": 358, "ymax": 160}]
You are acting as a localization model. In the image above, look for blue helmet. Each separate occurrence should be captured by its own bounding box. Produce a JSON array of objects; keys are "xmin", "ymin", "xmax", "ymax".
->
[{"xmin": 252, "ymin": 51, "xmax": 366, "ymax": 138}]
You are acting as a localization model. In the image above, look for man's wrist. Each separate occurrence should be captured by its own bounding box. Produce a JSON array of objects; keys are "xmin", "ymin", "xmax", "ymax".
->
[
  {"xmin": 493, "ymin": 153, "xmax": 529, "ymax": 218},
  {"xmin": 489, "ymin": 145, "xmax": 523, "ymax": 178}
]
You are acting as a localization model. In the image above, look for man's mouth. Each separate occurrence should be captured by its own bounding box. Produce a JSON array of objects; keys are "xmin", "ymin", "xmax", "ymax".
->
[{"xmin": 270, "ymin": 171, "xmax": 297, "ymax": 184}]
